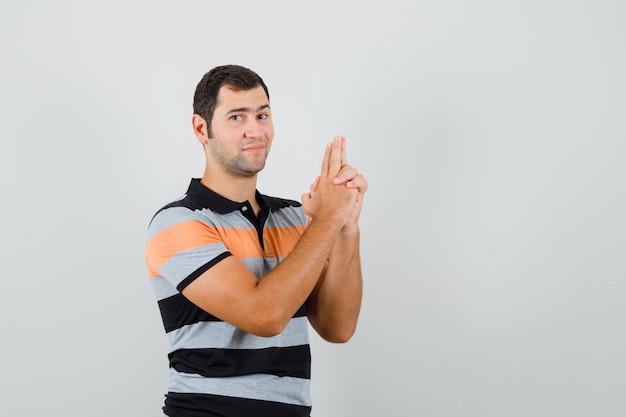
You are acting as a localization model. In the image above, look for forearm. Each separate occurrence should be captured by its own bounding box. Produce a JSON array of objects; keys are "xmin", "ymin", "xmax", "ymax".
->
[
  {"xmin": 308, "ymin": 227, "xmax": 362, "ymax": 343},
  {"xmin": 253, "ymin": 217, "xmax": 345, "ymax": 334}
]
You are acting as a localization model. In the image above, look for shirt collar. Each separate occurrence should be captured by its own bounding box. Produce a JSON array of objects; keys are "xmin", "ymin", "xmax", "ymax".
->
[{"xmin": 186, "ymin": 178, "xmax": 270, "ymax": 214}]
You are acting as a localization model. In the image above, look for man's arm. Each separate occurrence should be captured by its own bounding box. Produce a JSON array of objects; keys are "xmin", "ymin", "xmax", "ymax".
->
[
  {"xmin": 304, "ymin": 136, "xmax": 368, "ymax": 343},
  {"xmin": 307, "ymin": 228, "xmax": 362, "ymax": 343},
  {"xmin": 181, "ymin": 138, "xmax": 357, "ymax": 337}
]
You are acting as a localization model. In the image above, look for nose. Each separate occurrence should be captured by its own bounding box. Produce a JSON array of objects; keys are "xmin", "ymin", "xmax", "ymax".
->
[{"xmin": 244, "ymin": 118, "xmax": 264, "ymax": 139}]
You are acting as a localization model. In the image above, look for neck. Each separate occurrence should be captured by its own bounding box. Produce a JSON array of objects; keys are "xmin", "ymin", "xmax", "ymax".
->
[{"xmin": 200, "ymin": 166, "xmax": 259, "ymax": 208}]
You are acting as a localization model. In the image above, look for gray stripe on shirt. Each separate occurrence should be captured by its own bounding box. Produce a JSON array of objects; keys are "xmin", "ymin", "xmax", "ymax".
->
[{"xmin": 168, "ymin": 368, "xmax": 312, "ymax": 406}]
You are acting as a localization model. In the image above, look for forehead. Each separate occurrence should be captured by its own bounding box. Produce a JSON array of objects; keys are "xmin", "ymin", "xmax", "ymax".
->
[{"xmin": 215, "ymin": 85, "xmax": 269, "ymax": 112}]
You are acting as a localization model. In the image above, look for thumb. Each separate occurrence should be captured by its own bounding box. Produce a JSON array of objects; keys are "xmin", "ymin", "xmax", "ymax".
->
[{"xmin": 310, "ymin": 176, "xmax": 320, "ymax": 192}]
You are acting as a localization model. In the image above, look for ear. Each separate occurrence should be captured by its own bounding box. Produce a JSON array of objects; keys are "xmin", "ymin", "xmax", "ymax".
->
[{"xmin": 191, "ymin": 114, "xmax": 209, "ymax": 144}]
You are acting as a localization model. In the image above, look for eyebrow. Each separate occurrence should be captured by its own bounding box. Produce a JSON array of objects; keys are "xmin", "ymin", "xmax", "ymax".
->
[{"xmin": 225, "ymin": 104, "xmax": 270, "ymax": 115}]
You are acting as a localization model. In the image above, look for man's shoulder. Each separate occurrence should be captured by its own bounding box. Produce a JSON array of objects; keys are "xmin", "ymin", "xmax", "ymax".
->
[
  {"xmin": 147, "ymin": 193, "xmax": 209, "ymax": 233},
  {"xmin": 156, "ymin": 193, "xmax": 204, "ymax": 214},
  {"xmin": 261, "ymin": 194, "xmax": 308, "ymax": 229},
  {"xmin": 150, "ymin": 193, "xmax": 195, "ymax": 216},
  {"xmin": 261, "ymin": 194, "xmax": 302, "ymax": 210}
]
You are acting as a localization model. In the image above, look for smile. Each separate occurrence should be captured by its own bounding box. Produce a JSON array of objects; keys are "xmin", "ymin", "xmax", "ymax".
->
[{"xmin": 242, "ymin": 143, "xmax": 266, "ymax": 152}]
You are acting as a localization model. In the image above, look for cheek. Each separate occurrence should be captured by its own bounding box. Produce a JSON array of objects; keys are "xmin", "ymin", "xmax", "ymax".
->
[{"xmin": 266, "ymin": 132, "xmax": 274, "ymax": 151}]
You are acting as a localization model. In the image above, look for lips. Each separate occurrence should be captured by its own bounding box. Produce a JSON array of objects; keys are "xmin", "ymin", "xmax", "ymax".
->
[{"xmin": 242, "ymin": 142, "xmax": 266, "ymax": 152}]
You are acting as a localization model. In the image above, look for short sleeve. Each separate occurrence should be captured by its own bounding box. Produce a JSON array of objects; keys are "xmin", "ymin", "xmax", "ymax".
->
[{"xmin": 146, "ymin": 206, "xmax": 231, "ymax": 290}]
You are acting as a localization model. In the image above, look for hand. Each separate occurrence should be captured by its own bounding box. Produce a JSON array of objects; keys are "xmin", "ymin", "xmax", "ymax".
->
[
  {"xmin": 302, "ymin": 136, "xmax": 367, "ymax": 231},
  {"xmin": 332, "ymin": 136, "xmax": 367, "ymax": 231},
  {"xmin": 301, "ymin": 136, "xmax": 358, "ymax": 227}
]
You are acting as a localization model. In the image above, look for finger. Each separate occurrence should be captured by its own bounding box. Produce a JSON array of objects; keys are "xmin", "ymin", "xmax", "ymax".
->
[
  {"xmin": 333, "ymin": 166, "xmax": 357, "ymax": 184},
  {"xmin": 310, "ymin": 176, "xmax": 320, "ymax": 192},
  {"xmin": 346, "ymin": 174, "xmax": 368, "ymax": 191},
  {"xmin": 328, "ymin": 136, "xmax": 343, "ymax": 177},
  {"xmin": 320, "ymin": 142, "xmax": 331, "ymax": 178},
  {"xmin": 340, "ymin": 136, "xmax": 347, "ymax": 165}
]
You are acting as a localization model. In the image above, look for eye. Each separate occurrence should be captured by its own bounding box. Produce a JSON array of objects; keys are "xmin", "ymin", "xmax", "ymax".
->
[
  {"xmin": 230, "ymin": 115, "xmax": 243, "ymax": 121},
  {"xmin": 258, "ymin": 114, "xmax": 269, "ymax": 120}
]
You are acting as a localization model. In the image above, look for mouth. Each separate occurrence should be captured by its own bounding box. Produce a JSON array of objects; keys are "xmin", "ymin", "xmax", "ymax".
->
[{"xmin": 242, "ymin": 142, "xmax": 266, "ymax": 153}]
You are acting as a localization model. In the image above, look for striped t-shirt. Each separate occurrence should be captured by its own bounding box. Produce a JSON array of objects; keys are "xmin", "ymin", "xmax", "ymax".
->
[{"xmin": 145, "ymin": 179, "xmax": 312, "ymax": 417}]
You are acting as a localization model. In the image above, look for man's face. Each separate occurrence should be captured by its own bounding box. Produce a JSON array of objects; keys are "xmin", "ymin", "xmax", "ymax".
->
[{"xmin": 207, "ymin": 85, "xmax": 274, "ymax": 177}]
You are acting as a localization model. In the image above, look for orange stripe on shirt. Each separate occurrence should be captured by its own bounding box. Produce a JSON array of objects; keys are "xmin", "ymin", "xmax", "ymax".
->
[
  {"xmin": 220, "ymin": 227, "xmax": 264, "ymax": 259},
  {"xmin": 264, "ymin": 225, "xmax": 306, "ymax": 258},
  {"xmin": 146, "ymin": 220, "xmax": 221, "ymax": 277},
  {"xmin": 146, "ymin": 220, "xmax": 266, "ymax": 277}
]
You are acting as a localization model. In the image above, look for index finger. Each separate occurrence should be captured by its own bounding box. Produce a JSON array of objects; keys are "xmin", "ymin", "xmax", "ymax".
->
[
  {"xmin": 340, "ymin": 136, "xmax": 347, "ymax": 165},
  {"xmin": 320, "ymin": 142, "xmax": 331, "ymax": 178},
  {"xmin": 328, "ymin": 136, "xmax": 343, "ymax": 177}
]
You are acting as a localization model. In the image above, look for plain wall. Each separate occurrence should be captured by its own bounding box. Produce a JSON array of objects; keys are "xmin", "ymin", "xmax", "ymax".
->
[{"xmin": 1, "ymin": 0, "xmax": 625, "ymax": 415}]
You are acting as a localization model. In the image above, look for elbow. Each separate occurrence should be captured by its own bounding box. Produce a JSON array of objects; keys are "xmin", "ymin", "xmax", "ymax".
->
[
  {"xmin": 310, "ymin": 312, "xmax": 359, "ymax": 343},
  {"xmin": 325, "ymin": 334, "xmax": 353, "ymax": 344},
  {"xmin": 250, "ymin": 307, "xmax": 289, "ymax": 338},
  {"xmin": 254, "ymin": 323, "xmax": 286, "ymax": 338},
  {"xmin": 320, "ymin": 325, "xmax": 357, "ymax": 344}
]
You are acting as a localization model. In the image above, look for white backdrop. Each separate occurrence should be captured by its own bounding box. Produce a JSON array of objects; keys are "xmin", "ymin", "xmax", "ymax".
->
[{"xmin": 2, "ymin": 0, "xmax": 625, "ymax": 416}]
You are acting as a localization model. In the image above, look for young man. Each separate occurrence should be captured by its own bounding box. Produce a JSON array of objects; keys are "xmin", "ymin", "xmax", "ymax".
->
[{"xmin": 145, "ymin": 65, "xmax": 367, "ymax": 417}]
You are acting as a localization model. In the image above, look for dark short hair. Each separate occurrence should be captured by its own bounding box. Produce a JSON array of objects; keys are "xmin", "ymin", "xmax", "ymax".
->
[{"xmin": 193, "ymin": 65, "xmax": 270, "ymax": 137}]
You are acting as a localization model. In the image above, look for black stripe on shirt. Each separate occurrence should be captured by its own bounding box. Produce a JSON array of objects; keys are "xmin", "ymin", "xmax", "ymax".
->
[
  {"xmin": 159, "ymin": 293, "xmax": 221, "ymax": 333},
  {"xmin": 164, "ymin": 391, "xmax": 311, "ymax": 417},
  {"xmin": 159, "ymin": 293, "xmax": 308, "ymax": 333},
  {"xmin": 169, "ymin": 345, "xmax": 311, "ymax": 379}
]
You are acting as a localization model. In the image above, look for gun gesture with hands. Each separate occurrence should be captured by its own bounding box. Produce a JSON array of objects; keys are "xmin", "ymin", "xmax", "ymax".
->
[{"xmin": 302, "ymin": 135, "xmax": 368, "ymax": 232}]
